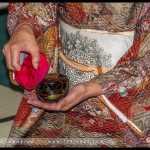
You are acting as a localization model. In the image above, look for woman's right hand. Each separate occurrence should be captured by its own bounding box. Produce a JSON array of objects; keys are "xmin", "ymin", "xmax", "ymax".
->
[{"xmin": 2, "ymin": 24, "xmax": 41, "ymax": 71}]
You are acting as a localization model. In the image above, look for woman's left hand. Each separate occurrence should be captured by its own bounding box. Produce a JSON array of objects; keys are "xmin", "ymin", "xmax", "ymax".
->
[{"xmin": 27, "ymin": 79, "xmax": 103, "ymax": 111}]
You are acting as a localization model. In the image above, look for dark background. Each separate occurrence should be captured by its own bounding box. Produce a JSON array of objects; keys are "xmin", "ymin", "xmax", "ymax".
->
[{"xmin": 0, "ymin": 8, "xmax": 23, "ymax": 91}]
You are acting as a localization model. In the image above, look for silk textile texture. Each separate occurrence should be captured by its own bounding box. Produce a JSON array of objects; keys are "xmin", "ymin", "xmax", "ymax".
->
[{"xmin": 5, "ymin": 2, "xmax": 150, "ymax": 147}]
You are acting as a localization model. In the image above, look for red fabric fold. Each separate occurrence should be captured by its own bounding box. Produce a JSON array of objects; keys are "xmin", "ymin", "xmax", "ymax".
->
[{"xmin": 14, "ymin": 52, "xmax": 49, "ymax": 90}]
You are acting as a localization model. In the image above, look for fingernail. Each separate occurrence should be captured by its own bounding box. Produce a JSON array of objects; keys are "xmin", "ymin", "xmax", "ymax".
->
[
  {"xmin": 27, "ymin": 100, "xmax": 39, "ymax": 107},
  {"xmin": 56, "ymin": 105, "xmax": 62, "ymax": 111},
  {"xmin": 34, "ymin": 63, "xmax": 38, "ymax": 69}
]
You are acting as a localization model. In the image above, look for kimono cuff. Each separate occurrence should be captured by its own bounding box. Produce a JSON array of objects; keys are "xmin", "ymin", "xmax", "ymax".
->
[
  {"xmin": 92, "ymin": 71, "xmax": 117, "ymax": 97},
  {"xmin": 12, "ymin": 18, "xmax": 42, "ymax": 39}
]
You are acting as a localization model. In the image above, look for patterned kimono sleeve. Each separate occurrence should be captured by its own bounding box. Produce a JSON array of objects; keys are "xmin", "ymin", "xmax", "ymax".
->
[
  {"xmin": 7, "ymin": 2, "xmax": 58, "ymax": 37},
  {"xmin": 94, "ymin": 3, "xmax": 150, "ymax": 100},
  {"xmin": 93, "ymin": 3, "xmax": 150, "ymax": 136},
  {"xmin": 5, "ymin": 3, "xmax": 61, "ymax": 143}
]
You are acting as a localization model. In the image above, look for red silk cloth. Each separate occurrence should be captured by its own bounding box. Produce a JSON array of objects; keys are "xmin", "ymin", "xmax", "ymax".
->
[{"xmin": 14, "ymin": 52, "xmax": 49, "ymax": 90}]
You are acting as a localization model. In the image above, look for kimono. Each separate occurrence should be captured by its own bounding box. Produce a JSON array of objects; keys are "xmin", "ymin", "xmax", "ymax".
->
[{"xmin": 5, "ymin": 2, "xmax": 150, "ymax": 147}]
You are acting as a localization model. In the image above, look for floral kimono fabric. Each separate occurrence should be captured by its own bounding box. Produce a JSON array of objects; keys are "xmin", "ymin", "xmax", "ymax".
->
[{"xmin": 5, "ymin": 2, "xmax": 150, "ymax": 148}]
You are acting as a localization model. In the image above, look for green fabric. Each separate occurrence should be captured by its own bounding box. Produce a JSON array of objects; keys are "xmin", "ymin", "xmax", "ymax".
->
[
  {"xmin": 0, "ymin": 13, "xmax": 23, "ymax": 91},
  {"xmin": 0, "ymin": 13, "xmax": 10, "ymax": 87}
]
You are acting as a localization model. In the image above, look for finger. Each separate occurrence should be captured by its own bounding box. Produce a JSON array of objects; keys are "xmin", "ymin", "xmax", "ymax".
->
[
  {"xmin": 4, "ymin": 48, "xmax": 15, "ymax": 71},
  {"xmin": 2, "ymin": 48, "xmax": 6, "ymax": 56},
  {"xmin": 57, "ymin": 103, "xmax": 74, "ymax": 111},
  {"xmin": 10, "ymin": 48, "xmax": 21, "ymax": 71},
  {"xmin": 30, "ymin": 46, "xmax": 40, "ymax": 69},
  {"xmin": 56, "ymin": 88, "xmax": 86, "ymax": 111},
  {"xmin": 54, "ymin": 96, "xmax": 72, "ymax": 111},
  {"xmin": 27, "ymin": 99, "xmax": 58, "ymax": 111},
  {"xmin": 56, "ymin": 98, "xmax": 80, "ymax": 111},
  {"xmin": 55, "ymin": 88, "xmax": 82, "ymax": 110}
]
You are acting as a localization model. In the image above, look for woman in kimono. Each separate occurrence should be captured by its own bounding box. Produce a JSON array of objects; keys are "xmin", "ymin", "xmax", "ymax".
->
[{"xmin": 3, "ymin": 2, "xmax": 150, "ymax": 148}]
